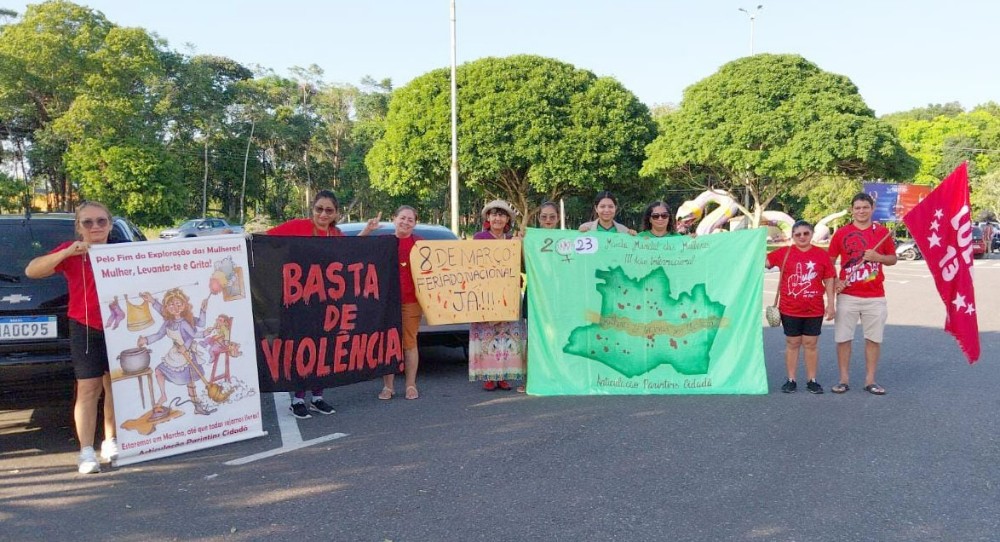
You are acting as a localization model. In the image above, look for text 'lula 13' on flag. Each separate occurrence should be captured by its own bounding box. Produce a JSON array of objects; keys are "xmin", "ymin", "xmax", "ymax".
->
[{"xmin": 902, "ymin": 162, "xmax": 980, "ymax": 363}]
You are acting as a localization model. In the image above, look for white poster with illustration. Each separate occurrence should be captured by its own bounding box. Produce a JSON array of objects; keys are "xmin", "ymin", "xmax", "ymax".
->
[{"xmin": 89, "ymin": 235, "xmax": 265, "ymax": 466}]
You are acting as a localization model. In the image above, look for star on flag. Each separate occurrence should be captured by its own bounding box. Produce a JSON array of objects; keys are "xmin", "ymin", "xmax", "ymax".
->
[{"xmin": 927, "ymin": 232, "xmax": 942, "ymax": 247}]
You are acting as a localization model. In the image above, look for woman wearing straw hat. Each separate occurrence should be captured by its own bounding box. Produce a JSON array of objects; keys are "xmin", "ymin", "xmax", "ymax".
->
[{"xmin": 469, "ymin": 199, "xmax": 526, "ymax": 391}]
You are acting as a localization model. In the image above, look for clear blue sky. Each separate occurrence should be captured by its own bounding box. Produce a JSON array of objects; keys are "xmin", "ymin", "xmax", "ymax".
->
[{"xmin": 11, "ymin": 0, "xmax": 999, "ymax": 116}]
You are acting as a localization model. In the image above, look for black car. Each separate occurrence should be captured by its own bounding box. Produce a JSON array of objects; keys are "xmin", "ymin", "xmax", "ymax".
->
[
  {"xmin": 0, "ymin": 213, "xmax": 146, "ymax": 366},
  {"xmin": 338, "ymin": 222, "xmax": 469, "ymax": 351}
]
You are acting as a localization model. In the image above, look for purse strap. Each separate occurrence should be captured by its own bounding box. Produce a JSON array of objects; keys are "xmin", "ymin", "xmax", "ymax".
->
[{"xmin": 773, "ymin": 246, "xmax": 791, "ymax": 306}]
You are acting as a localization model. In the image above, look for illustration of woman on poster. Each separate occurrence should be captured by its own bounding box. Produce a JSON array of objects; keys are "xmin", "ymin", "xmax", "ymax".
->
[{"xmin": 137, "ymin": 288, "xmax": 216, "ymax": 415}]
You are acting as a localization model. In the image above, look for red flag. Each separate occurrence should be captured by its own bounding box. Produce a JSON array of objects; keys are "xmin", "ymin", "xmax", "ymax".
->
[{"xmin": 902, "ymin": 162, "xmax": 980, "ymax": 363}]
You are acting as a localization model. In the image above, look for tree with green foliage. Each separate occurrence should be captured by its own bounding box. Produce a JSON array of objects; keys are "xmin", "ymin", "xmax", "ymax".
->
[
  {"xmin": 891, "ymin": 106, "xmax": 1000, "ymax": 185},
  {"xmin": 0, "ymin": 0, "xmax": 117, "ymax": 209},
  {"xmin": 881, "ymin": 102, "xmax": 965, "ymax": 125},
  {"xmin": 366, "ymin": 55, "xmax": 656, "ymax": 223},
  {"xmin": 50, "ymin": 24, "xmax": 190, "ymax": 225},
  {"xmin": 972, "ymin": 168, "xmax": 1000, "ymax": 220},
  {"xmin": 163, "ymin": 53, "xmax": 254, "ymax": 219},
  {"xmin": 642, "ymin": 54, "xmax": 917, "ymax": 226}
]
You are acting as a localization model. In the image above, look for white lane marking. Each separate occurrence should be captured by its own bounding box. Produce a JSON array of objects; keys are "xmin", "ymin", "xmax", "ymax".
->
[
  {"xmin": 224, "ymin": 392, "xmax": 348, "ymax": 466},
  {"xmin": 274, "ymin": 392, "xmax": 302, "ymax": 446},
  {"xmin": 225, "ymin": 432, "xmax": 348, "ymax": 465}
]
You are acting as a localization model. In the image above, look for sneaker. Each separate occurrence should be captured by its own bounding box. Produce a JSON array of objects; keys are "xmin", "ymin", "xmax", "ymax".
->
[
  {"xmin": 483, "ymin": 380, "xmax": 497, "ymax": 391},
  {"xmin": 806, "ymin": 380, "xmax": 824, "ymax": 394},
  {"xmin": 309, "ymin": 399, "xmax": 335, "ymax": 415},
  {"xmin": 780, "ymin": 379, "xmax": 797, "ymax": 393},
  {"xmin": 100, "ymin": 439, "xmax": 119, "ymax": 463},
  {"xmin": 496, "ymin": 380, "xmax": 512, "ymax": 391},
  {"xmin": 78, "ymin": 448, "xmax": 100, "ymax": 474},
  {"xmin": 289, "ymin": 401, "xmax": 312, "ymax": 419}
]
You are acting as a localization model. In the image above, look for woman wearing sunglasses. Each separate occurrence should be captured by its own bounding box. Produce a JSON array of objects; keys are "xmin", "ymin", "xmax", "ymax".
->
[
  {"xmin": 267, "ymin": 190, "xmax": 378, "ymax": 418},
  {"xmin": 25, "ymin": 201, "xmax": 120, "ymax": 474},
  {"xmin": 638, "ymin": 201, "xmax": 681, "ymax": 238},
  {"xmin": 764, "ymin": 220, "xmax": 836, "ymax": 395}
]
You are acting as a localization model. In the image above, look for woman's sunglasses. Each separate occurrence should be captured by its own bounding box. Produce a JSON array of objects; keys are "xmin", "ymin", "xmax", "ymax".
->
[
  {"xmin": 313, "ymin": 206, "xmax": 337, "ymax": 215},
  {"xmin": 649, "ymin": 213, "xmax": 670, "ymax": 220},
  {"xmin": 80, "ymin": 217, "xmax": 109, "ymax": 229}
]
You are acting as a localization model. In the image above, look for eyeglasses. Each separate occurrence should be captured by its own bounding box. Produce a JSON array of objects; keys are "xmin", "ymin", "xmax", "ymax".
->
[
  {"xmin": 313, "ymin": 206, "xmax": 337, "ymax": 215},
  {"xmin": 793, "ymin": 231, "xmax": 812, "ymax": 237},
  {"xmin": 649, "ymin": 213, "xmax": 670, "ymax": 220},
  {"xmin": 80, "ymin": 217, "xmax": 109, "ymax": 229}
]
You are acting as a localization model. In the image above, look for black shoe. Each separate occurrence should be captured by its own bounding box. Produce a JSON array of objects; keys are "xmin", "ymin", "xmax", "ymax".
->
[
  {"xmin": 309, "ymin": 399, "xmax": 335, "ymax": 415},
  {"xmin": 780, "ymin": 379, "xmax": 797, "ymax": 393},
  {"xmin": 289, "ymin": 402, "xmax": 311, "ymax": 419},
  {"xmin": 806, "ymin": 380, "xmax": 824, "ymax": 394}
]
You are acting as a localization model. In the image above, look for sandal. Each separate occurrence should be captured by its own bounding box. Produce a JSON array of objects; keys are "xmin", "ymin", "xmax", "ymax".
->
[
  {"xmin": 405, "ymin": 386, "xmax": 419, "ymax": 400},
  {"xmin": 516, "ymin": 385, "xmax": 526, "ymax": 393},
  {"xmin": 864, "ymin": 384, "xmax": 886, "ymax": 395},
  {"xmin": 377, "ymin": 387, "xmax": 394, "ymax": 400},
  {"xmin": 831, "ymin": 383, "xmax": 850, "ymax": 394}
]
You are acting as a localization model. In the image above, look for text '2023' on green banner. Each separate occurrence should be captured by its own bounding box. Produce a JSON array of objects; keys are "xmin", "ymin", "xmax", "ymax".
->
[{"xmin": 523, "ymin": 228, "xmax": 768, "ymax": 395}]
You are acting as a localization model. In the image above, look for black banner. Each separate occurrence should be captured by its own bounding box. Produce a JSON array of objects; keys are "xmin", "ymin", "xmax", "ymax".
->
[{"xmin": 249, "ymin": 235, "xmax": 403, "ymax": 392}]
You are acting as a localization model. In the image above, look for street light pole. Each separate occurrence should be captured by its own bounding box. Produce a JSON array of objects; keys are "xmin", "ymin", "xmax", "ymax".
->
[
  {"xmin": 738, "ymin": 4, "xmax": 763, "ymax": 55},
  {"xmin": 449, "ymin": 0, "xmax": 460, "ymax": 235}
]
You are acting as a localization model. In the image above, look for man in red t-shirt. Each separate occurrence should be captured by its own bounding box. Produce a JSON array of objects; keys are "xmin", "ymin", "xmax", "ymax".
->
[{"xmin": 827, "ymin": 193, "xmax": 897, "ymax": 395}]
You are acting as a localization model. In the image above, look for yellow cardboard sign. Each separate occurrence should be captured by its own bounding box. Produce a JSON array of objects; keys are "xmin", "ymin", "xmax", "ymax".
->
[{"xmin": 410, "ymin": 239, "xmax": 522, "ymax": 324}]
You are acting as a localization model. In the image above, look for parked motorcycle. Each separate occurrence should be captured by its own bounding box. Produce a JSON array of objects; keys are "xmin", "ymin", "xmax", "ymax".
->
[{"xmin": 896, "ymin": 240, "xmax": 922, "ymax": 261}]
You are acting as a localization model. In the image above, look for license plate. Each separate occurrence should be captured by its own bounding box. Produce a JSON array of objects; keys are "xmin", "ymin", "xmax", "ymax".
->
[{"xmin": 0, "ymin": 316, "xmax": 58, "ymax": 341}]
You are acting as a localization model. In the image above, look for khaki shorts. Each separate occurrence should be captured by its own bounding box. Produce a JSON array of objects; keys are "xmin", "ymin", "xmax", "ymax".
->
[
  {"xmin": 401, "ymin": 302, "xmax": 422, "ymax": 350},
  {"xmin": 834, "ymin": 294, "xmax": 887, "ymax": 343}
]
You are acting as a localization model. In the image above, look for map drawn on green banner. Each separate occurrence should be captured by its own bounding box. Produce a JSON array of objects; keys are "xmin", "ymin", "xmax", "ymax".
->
[{"xmin": 563, "ymin": 266, "xmax": 725, "ymax": 377}]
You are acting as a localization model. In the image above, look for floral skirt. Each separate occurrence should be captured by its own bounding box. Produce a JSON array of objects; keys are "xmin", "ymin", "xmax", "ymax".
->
[{"xmin": 468, "ymin": 320, "xmax": 526, "ymax": 381}]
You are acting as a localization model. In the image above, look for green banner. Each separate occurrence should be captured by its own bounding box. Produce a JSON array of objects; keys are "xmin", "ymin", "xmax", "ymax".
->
[{"xmin": 524, "ymin": 228, "xmax": 768, "ymax": 395}]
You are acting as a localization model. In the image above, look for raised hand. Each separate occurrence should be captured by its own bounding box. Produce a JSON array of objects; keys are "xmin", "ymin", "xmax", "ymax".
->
[{"xmin": 360, "ymin": 212, "xmax": 383, "ymax": 236}]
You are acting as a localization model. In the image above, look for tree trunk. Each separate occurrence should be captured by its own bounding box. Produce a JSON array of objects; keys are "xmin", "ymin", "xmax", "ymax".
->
[{"xmin": 202, "ymin": 140, "xmax": 209, "ymax": 218}]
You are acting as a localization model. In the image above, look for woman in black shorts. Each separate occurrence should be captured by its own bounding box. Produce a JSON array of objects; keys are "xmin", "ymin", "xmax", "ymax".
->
[
  {"xmin": 26, "ymin": 201, "xmax": 119, "ymax": 473},
  {"xmin": 764, "ymin": 220, "xmax": 836, "ymax": 394}
]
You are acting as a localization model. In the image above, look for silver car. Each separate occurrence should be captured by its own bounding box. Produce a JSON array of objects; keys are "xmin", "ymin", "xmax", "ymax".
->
[
  {"xmin": 338, "ymin": 222, "xmax": 469, "ymax": 352},
  {"xmin": 159, "ymin": 218, "xmax": 243, "ymax": 239}
]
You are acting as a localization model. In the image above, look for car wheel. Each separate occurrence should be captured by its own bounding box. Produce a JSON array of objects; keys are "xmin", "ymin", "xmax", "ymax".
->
[{"xmin": 899, "ymin": 248, "xmax": 918, "ymax": 261}]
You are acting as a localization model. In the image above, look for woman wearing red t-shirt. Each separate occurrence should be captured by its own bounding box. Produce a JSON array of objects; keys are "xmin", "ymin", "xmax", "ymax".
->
[
  {"xmin": 765, "ymin": 220, "xmax": 836, "ymax": 394},
  {"xmin": 267, "ymin": 190, "xmax": 378, "ymax": 418},
  {"xmin": 25, "ymin": 201, "xmax": 119, "ymax": 474},
  {"xmin": 377, "ymin": 205, "xmax": 423, "ymax": 400}
]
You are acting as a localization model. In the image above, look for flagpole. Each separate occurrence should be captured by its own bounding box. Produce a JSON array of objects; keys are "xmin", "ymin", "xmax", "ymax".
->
[{"xmin": 449, "ymin": 0, "xmax": 460, "ymax": 235}]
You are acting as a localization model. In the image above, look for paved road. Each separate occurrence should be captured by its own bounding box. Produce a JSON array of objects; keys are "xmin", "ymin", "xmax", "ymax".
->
[{"xmin": 2, "ymin": 257, "xmax": 999, "ymax": 541}]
